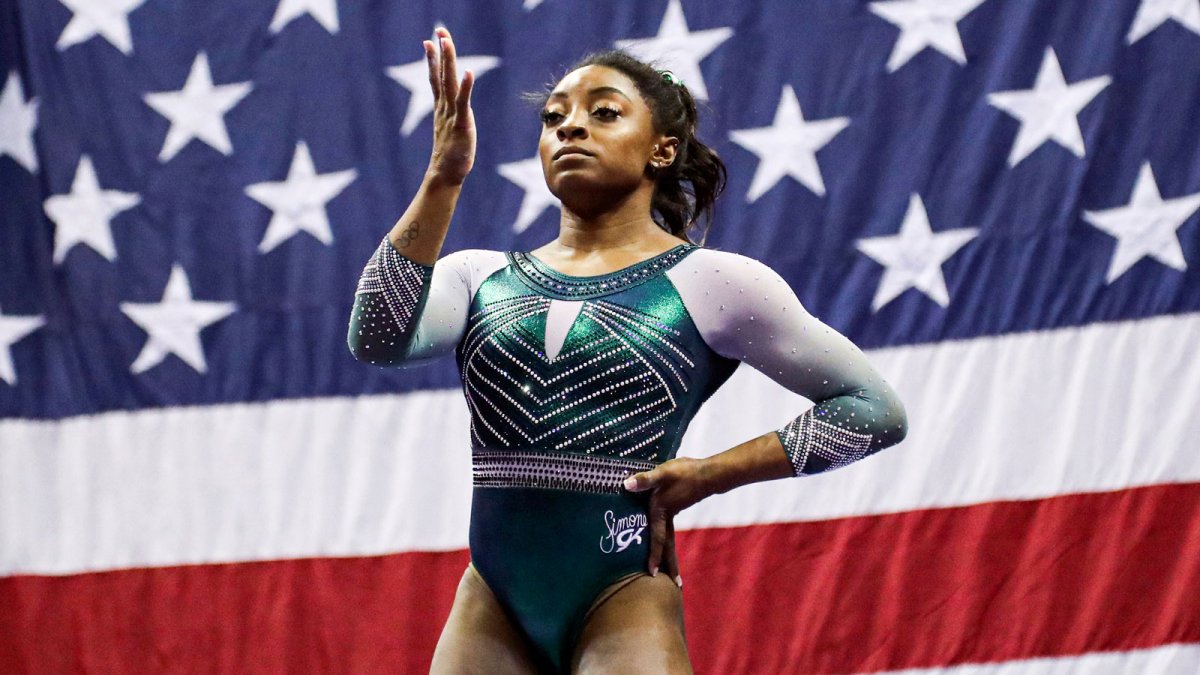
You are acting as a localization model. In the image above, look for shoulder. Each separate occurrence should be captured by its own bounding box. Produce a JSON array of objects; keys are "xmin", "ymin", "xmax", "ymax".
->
[
  {"xmin": 437, "ymin": 248, "xmax": 507, "ymax": 265},
  {"xmin": 436, "ymin": 248, "xmax": 508, "ymax": 273},
  {"xmin": 668, "ymin": 248, "xmax": 821, "ymax": 361},
  {"xmin": 668, "ymin": 247, "xmax": 794, "ymax": 300},
  {"xmin": 434, "ymin": 249, "xmax": 510, "ymax": 294},
  {"xmin": 668, "ymin": 247, "xmax": 811, "ymax": 348}
]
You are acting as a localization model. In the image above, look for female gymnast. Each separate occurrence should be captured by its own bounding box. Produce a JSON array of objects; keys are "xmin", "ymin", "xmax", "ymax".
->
[{"xmin": 348, "ymin": 26, "xmax": 907, "ymax": 674}]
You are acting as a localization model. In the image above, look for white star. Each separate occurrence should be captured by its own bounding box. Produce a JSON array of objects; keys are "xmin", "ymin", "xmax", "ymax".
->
[
  {"xmin": 497, "ymin": 155, "xmax": 559, "ymax": 234},
  {"xmin": 244, "ymin": 141, "xmax": 357, "ymax": 253},
  {"xmin": 387, "ymin": 55, "xmax": 500, "ymax": 136},
  {"xmin": 856, "ymin": 194, "xmax": 978, "ymax": 311},
  {"xmin": 270, "ymin": 0, "xmax": 339, "ymax": 34},
  {"xmin": 1083, "ymin": 162, "xmax": 1200, "ymax": 284},
  {"xmin": 120, "ymin": 265, "xmax": 236, "ymax": 374},
  {"xmin": 987, "ymin": 48, "xmax": 1110, "ymax": 168},
  {"xmin": 614, "ymin": 0, "xmax": 733, "ymax": 101},
  {"xmin": 869, "ymin": 0, "xmax": 988, "ymax": 72},
  {"xmin": 143, "ymin": 52, "xmax": 253, "ymax": 162},
  {"xmin": 43, "ymin": 155, "xmax": 141, "ymax": 264},
  {"xmin": 1127, "ymin": 0, "xmax": 1200, "ymax": 44},
  {"xmin": 729, "ymin": 86, "xmax": 850, "ymax": 201},
  {"xmin": 523, "ymin": 0, "xmax": 547, "ymax": 9},
  {"xmin": 0, "ymin": 71, "xmax": 38, "ymax": 173},
  {"xmin": 0, "ymin": 307, "xmax": 44, "ymax": 386},
  {"xmin": 55, "ymin": 0, "xmax": 147, "ymax": 55}
]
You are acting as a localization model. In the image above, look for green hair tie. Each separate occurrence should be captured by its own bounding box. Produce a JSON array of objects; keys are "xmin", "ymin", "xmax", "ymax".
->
[{"xmin": 660, "ymin": 70, "xmax": 684, "ymax": 88}]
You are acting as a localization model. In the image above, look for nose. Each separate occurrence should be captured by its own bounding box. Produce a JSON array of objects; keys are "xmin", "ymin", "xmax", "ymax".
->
[{"xmin": 556, "ymin": 110, "xmax": 589, "ymax": 141}]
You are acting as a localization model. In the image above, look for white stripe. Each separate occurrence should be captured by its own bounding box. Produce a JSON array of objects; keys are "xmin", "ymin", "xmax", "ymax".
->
[
  {"xmin": 676, "ymin": 311, "xmax": 1200, "ymax": 530},
  {"xmin": 0, "ymin": 392, "xmax": 473, "ymax": 576},
  {"xmin": 2, "ymin": 312, "xmax": 1198, "ymax": 575},
  {"xmin": 877, "ymin": 643, "xmax": 1200, "ymax": 674}
]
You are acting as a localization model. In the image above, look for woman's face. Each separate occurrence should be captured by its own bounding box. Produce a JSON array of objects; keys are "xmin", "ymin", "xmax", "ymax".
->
[{"xmin": 538, "ymin": 65, "xmax": 673, "ymax": 199}]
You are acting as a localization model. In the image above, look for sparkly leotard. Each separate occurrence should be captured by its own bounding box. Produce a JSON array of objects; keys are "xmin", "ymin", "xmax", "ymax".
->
[{"xmin": 348, "ymin": 238, "xmax": 907, "ymax": 673}]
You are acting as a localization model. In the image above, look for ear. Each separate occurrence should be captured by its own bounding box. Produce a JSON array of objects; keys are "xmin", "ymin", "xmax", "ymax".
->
[{"xmin": 650, "ymin": 136, "xmax": 680, "ymax": 169}]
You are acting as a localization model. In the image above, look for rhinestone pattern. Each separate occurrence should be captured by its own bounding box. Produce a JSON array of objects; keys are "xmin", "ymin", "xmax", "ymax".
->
[
  {"xmin": 349, "ymin": 236, "xmax": 432, "ymax": 363},
  {"xmin": 777, "ymin": 413, "xmax": 873, "ymax": 476},
  {"xmin": 473, "ymin": 450, "xmax": 657, "ymax": 494},
  {"xmin": 456, "ymin": 260, "xmax": 726, "ymax": 465},
  {"xmin": 509, "ymin": 244, "xmax": 698, "ymax": 300},
  {"xmin": 347, "ymin": 239, "xmax": 907, "ymax": 497}
]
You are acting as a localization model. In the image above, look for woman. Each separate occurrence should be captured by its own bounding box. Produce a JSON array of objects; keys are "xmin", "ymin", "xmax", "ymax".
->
[{"xmin": 348, "ymin": 27, "xmax": 907, "ymax": 674}]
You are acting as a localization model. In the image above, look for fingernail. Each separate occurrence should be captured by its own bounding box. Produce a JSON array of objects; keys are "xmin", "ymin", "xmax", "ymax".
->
[
  {"xmin": 674, "ymin": 575, "xmax": 683, "ymax": 588},
  {"xmin": 650, "ymin": 566, "xmax": 658, "ymax": 577},
  {"xmin": 623, "ymin": 477, "xmax": 637, "ymax": 490}
]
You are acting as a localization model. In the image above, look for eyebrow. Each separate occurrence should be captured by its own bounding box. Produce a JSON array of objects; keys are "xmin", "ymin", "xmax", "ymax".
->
[{"xmin": 547, "ymin": 86, "xmax": 632, "ymax": 102}]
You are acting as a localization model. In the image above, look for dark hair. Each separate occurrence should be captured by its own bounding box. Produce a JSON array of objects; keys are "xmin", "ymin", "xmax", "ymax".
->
[{"xmin": 528, "ymin": 50, "xmax": 727, "ymax": 244}]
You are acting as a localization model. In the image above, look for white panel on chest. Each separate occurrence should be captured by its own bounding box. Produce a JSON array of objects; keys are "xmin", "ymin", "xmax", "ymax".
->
[{"xmin": 543, "ymin": 299, "xmax": 585, "ymax": 362}]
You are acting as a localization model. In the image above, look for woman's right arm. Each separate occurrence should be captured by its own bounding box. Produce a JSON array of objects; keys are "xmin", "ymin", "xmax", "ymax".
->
[{"xmin": 347, "ymin": 27, "xmax": 476, "ymax": 365}]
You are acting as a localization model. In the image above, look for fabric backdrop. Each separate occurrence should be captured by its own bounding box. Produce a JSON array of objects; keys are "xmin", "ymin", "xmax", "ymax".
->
[{"xmin": 2, "ymin": 0, "xmax": 1199, "ymax": 672}]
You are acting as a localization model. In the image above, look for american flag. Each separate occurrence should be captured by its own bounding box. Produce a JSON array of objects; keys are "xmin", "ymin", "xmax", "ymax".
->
[{"xmin": 3, "ymin": 0, "xmax": 1199, "ymax": 672}]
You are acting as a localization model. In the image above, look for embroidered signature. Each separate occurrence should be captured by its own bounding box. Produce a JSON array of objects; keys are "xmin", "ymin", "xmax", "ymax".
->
[{"xmin": 599, "ymin": 510, "xmax": 647, "ymax": 553}]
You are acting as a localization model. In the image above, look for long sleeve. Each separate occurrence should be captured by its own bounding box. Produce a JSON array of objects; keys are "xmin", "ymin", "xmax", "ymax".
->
[
  {"xmin": 668, "ymin": 249, "xmax": 908, "ymax": 476},
  {"xmin": 347, "ymin": 236, "xmax": 502, "ymax": 366}
]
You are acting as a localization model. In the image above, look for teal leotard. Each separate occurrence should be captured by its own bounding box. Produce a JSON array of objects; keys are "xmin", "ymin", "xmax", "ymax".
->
[{"xmin": 348, "ymin": 238, "xmax": 907, "ymax": 672}]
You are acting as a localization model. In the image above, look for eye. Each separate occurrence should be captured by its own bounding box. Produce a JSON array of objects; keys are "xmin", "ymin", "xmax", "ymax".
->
[
  {"xmin": 540, "ymin": 109, "xmax": 563, "ymax": 125},
  {"xmin": 593, "ymin": 106, "xmax": 619, "ymax": 119}
]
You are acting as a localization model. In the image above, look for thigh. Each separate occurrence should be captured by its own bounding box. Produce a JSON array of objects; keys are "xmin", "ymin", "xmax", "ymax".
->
[
  {"xmin": 430, "ymin": 564, "xmax": 540, "ymax": 675},
  {"xmin": 570, "ymin": 574, "xmax": 692, "ymax": 675}
]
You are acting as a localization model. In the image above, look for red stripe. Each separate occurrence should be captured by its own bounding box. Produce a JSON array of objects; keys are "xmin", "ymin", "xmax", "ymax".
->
[
  {"xmin": 2, "ymin": 483, "xmax": 1198, "ymax": 673},
  {"xmin": 680, "ymin": 482, "xmax": 1200, "ymax": 673},
  {"xmin": 0, "ymin": 551, "xmax": 470, "ymax": 674}
]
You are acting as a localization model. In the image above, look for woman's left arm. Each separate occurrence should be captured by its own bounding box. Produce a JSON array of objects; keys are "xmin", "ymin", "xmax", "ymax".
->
[{"xmin": 627, "ymin": 250, "xmax": 909, "ymax": 577}]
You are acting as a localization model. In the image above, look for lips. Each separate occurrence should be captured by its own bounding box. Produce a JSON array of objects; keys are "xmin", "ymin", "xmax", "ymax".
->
[{"xmin": 553, "ymin": 146, "xmax": 595, "ymax": 160}]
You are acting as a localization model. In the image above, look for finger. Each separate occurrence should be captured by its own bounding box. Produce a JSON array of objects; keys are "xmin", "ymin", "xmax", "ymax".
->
[
  {"xmin": 647, "ymin": 501, "xmax": 667, "ymax": 577},
  {"xmin": 455, "ymin": 70, "xmax": 474, "ymax": 120},
  {"xmin": 623, "ymin": 470, "xmax": 656, "ymax": 493},
  {"xmin": 424, "ymin": 41, "xmax": 440, "ymax": 102},
  {"xmin": 662, "ymin": 517, "xmax": 681, "ymax": 587},
  {"xmin": 440, "ymin": 34, "xmax": 459, "ymax": 101}
]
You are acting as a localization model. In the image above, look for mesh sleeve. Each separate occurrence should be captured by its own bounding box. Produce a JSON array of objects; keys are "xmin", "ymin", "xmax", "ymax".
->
[
  {"xmin": 669, "ymin": 249, "xmax": 908, "ymax": 476},
  {"xmin": 347, "ymin": 237, "xmax": 480, "ymax": 366}
]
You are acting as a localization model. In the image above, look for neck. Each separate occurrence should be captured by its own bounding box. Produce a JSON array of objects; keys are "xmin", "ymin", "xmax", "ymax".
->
[{"xmin": 552, "ymin": 185, "xmax": 678, "ymax": 253}]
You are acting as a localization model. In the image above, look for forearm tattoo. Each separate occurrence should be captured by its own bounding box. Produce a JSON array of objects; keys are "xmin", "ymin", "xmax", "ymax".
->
[{"xmin": 393, "ymin": 220, "xmax": 421, "ymax": 249}]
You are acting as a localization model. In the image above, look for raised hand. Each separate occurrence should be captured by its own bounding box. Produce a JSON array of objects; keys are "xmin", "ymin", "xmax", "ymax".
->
[{"xmin": 424, "ymin": 27, "xmax": 476, "ymax": 185}]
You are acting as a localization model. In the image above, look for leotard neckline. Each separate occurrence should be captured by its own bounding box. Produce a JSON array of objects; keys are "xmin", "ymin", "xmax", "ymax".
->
[{"xmin": 508, "ymin": 243, "xmax": 697, "ymax": 300}]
